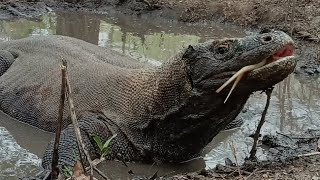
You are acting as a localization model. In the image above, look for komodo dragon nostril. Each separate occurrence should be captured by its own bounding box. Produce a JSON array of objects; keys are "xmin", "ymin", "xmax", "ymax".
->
[{"xmin": 261, "ymin": 35, "xmax": 273, "ymax": 43}]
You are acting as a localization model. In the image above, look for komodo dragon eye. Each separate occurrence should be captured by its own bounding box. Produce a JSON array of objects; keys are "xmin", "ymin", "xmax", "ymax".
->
[
  {"xmin": 212, "ymin": 40, "xmax": 235, "ymax": 60},
  {"xmin": 216, "ymin": 45, "xmax": 229, "ymax": 54}
]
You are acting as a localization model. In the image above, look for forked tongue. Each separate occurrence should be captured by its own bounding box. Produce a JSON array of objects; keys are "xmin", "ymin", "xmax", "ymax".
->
[
  {"xmin": 216, "ymin": 59, "xmax": 267, "ymax": 103},
  {"xmin": 216, "ymin": 43, "xmax": 294, "ymax": 103}
]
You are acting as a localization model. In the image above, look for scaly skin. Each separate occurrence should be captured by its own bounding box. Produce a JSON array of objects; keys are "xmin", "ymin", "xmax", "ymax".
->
[{"xmin": 0, "ymin": 31, "xmax": 296, "ymax": 175}]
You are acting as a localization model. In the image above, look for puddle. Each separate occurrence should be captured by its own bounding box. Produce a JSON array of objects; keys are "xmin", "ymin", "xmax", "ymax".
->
[
  {"xmin": 0, "ymin": 126, "xmax": 42, "ymax": 180},
  {"xmin": 0, "ymin": 11, "xmax": 319, "ymax": 179},
  {"xmin": 205, "ymin": 75, "xmax": 320, "ymax": 168}
]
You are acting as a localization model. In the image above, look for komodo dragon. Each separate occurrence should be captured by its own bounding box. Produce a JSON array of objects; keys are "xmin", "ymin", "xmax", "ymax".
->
[{"xmin": 0, "ymin": 30, "xmax": 296, "ymax": 174}]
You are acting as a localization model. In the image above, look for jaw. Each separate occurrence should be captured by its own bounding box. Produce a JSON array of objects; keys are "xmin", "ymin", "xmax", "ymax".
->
[
  {"xmin": 208, "ymin": 56, "xmax": 296, "ymax": 100},
  {"xmin": 243, "ymin": 55, "xmax": 297, "ymax": 91}
]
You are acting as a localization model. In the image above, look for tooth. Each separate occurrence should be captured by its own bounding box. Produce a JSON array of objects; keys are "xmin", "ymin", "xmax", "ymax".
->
[{"xmin": 216, "ymin": 59, "xmax": 267, "ymax": 103}]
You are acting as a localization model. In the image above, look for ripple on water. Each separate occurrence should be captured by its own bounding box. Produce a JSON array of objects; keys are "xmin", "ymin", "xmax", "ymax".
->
[{"xmin": 0, "ymin": 127, "xmax": 41, "ymax": 179}]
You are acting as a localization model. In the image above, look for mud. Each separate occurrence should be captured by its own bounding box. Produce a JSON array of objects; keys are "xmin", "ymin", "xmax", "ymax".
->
[
  {"xmin": 262, "ymin": 132, "xmax": 319, "ymax": 161},
  {"xmin": 169, "ymin": 155, "xmax": 320, "ymax": 180},
  {"xmin": 168, "ymin": 130, "xmax": 320, "ymax": 180}
]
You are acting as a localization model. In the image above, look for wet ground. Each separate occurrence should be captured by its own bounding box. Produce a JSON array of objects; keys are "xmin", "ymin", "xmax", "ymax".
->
[{"xmin": 0, "ymin": 12, "xmax": 320, "ymax": 179}]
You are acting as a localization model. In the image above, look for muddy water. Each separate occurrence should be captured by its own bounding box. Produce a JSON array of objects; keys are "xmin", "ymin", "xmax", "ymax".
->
[{"xmin": 0, "ymin": 12, "xmax": 319, "ymax": 179}]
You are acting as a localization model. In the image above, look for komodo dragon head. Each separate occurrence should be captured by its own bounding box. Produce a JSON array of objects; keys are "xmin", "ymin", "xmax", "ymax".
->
[
  {"xmin": 145, "ymin": 30, "xmax": 296, "ymax": 162},
  {"xmin": 184, "ymin": 30, "xmax": 295, "ymax": 96}
]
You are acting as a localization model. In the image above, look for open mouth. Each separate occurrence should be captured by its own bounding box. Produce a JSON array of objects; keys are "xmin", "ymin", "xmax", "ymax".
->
[
  {"xmin": 266, "ymin": 43, "xmax": 295, "ymax": 64},
  {"xmin": 216, "ymin": 43, "xmax": 295, "ymax": 103}
]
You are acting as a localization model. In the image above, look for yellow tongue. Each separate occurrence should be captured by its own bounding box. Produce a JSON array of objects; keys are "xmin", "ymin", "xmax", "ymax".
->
[{"xmin": 216, "ymin": 59, "xmax": 267, "ymax": 103}]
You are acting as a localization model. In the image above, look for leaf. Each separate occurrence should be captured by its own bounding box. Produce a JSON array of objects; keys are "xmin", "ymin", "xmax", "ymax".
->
[
  {"xmin": 102, "ymin": 134, "xmax": 117, "ymax": 150},
  {"xmin": 62, "ymin": 165, "xmax": 73, "ymax": 178},
  {"xmin": 92, "ymin": 135, "xmax": 104, "ymax": 152},
  {"xmin": 101, "ymin": 149, "xmax": 110, "ymax": 157}
]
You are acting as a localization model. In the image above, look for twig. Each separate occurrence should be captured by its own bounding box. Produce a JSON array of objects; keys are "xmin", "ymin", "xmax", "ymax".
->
[
  {"xmin": 51, "ymin": 60, "xmax": 67, "ymax": 180},
  {"xmin": 223, "ymin": 165, "xmax": 251, "ymax": 175},
  {"xmin": 249, "ymin": 87, "xmax": 273, "ymax": 160},
  {"xmin": 218, "ymin": 174, "xmax": 227, "ymax": 179},
  {"xmin": 7, "ymin": 5, "xmax": 30, "ymax": 18},
  {"xmin": 92, "ymin": 157, "xmax": 105, "ymax": 167},
  {"xmin": 229, "ymin": 140, "xmax": 242, "ymax": 178},
  {"xmin": 245, "ymin": 170, "xmax": 272, "ymax": 180},
  {"xmin": 275, "ymin": 131, "xmax": 293, "ymax": 140},
  {"xmin": 298, "ymin": 152, "xmax": 320, "ymax": 157},
  {"xmin": 290, "ymin": 0, "xmax": 296, "ymax": 36},
  {"xmin": 65, "ymin": 62, "xmax": 94, "ymax": 180},
  {"xmin": 84, "ymin": 158, "xmax": 110, "ymax": 180},
  {"xmin": 85, "ymin": 157, "xmax": 105, "ymax": 171},
  {"xmin": 245, "ymin": 169, "xmax": 258, "ymax": 180},
  {"xmin": 276, "ymin": 131, "xmax": 320, "ymax": 139},
  {"xmin": 93, "ymin": 166, "xmax": 110, "ymax": 180},
  {"xmin": 142, "ymin": 0, "xmax": 152, "ymax": 9}
]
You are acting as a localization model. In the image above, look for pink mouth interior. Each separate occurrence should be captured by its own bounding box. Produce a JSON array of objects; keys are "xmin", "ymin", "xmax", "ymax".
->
[{"xmin": 267, "ymin": 43, "xmax": 295, "ymax": 63}]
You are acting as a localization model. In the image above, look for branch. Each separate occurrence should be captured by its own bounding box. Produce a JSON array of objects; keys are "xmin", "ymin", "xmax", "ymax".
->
[
  {"xmin": 290, "ymin": 0, "xmax": 296, "ymax": 36},
  {"xmin": 94, "ymin": 167, "xmax": 110, "ymax": 180},
  {"xmin": 298, "ymin": 152, "xmax": 320, "ymax": 157},
  {"xmin": 51, "ymin": 60, "xmax": 67, "ymax": 180},
  {"xmin": 85, "ymin": 157, "xmax": 110, "ymax": 180},
  {"xmin": 249, "ymin": 87, "xmax": 273, "ymax": 160},
  {"xmin": 64, "ymin": 62, "xmax": 94, "ymax": 180}
]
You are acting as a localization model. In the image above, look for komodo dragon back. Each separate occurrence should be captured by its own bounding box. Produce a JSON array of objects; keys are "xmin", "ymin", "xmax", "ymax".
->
[{"xmin": 0, "ymin": 35, "xmax": 160, "ymax": 131}]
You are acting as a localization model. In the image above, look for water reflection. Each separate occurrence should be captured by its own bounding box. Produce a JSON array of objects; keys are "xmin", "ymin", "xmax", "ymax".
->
[
  {"xmin": 57, "ymin": 12, "xmax": 99, "ymax": 45},
  {"xmin": 0, "ymin": 11, "xmax": 319, "ymax": 178},
  {"xmin": 205, "ymin": 74, "xmax": 320, "ymax": 168}
]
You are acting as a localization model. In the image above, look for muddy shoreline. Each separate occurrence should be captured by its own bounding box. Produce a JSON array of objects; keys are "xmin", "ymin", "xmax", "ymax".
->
[
  {"xmin": 1, "ymin": 0, "xmax": 320, "ymax": 179},
  {"xmin": 169, "ymin": 155, "xmax": 320, "ymax": 180},
  {"xmin": 169, "ymin": 130, "xmax": 320, "ymax": 179},
  {"xmin": 0, "ymin": 0, "xmax": 319, "ymax": 75}
]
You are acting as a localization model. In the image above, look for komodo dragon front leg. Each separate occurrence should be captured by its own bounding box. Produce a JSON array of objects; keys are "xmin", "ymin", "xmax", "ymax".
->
[{"xmin": 40, "ymin": 112, "xmax": 140, "ymax": 175}]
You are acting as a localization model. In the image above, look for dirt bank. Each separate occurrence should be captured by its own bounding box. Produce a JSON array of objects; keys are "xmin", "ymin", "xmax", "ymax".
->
[
  {"xmin": 2, "ymin": 0, "xmax": 320, "ymax": 39},
  {"xmin": 169, "ymin": 155, "xmax": 320, "ymax": 180},
  {"xmin": 0, "ymin": 0, "xmax": 319, "ymax": 75}
]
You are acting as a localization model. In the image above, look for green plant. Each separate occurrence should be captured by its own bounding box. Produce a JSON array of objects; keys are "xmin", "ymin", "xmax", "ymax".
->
[
  {"xmin": 92, "ymin": 134, "xmax": 117, "ymax": 157},
  {"xmin": 62, "ymin": 165, "xmax": 73, "ymax": 178}
]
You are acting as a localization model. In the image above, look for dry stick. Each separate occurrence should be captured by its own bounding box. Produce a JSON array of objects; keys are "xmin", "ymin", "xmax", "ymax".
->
[
  {"xmin": 290, "ymin": 0, "xmax": 296, "ymax": 36},
  {"xmin": 223, "ymin": 165, "xmax": 251, "ymax": 175},
  {"xmin": 51, "ymin": 61, "xmax": 67, "ymax": 180},
  {"xmin": 85, "ymin": 157, "xmax": 110, "ymax": 180},
  {"xmin": 245, "ymin": 169, "xmax": 271, "ymax": 180},
  {"xmin": 276, "ymin": 131, "xmax": 320, "ymax": 139},
  {"xmin": 229, "ymin": 140, "xmax": 242, "ymax": 178},
  {"xmin": 64, "ymin": 63, "xmax": 94, "ymax": 180},
  {"xmin": 249, "ymin": 87, "xmax": 274, "ymax": 160},
  {"xmin": 298, "ymin": 152, "xmax": 320, "ymax": 157},
  {"xmin": 86, "ymin": 157, "xmax": 105, "ymax": 170},
  {"xmin": 245, "ymin": 169, "xmax": 259, "ymax": 180},
  {"xmin": 93, "ymin": 167, "xmax": 110, "ymax": 180}
]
